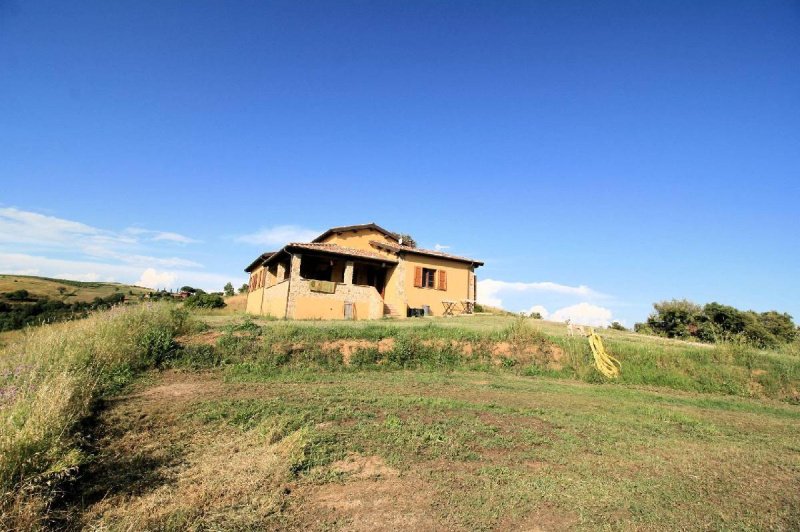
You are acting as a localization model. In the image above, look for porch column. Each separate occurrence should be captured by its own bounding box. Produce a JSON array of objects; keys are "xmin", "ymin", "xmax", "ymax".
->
[
  {"xmin": 343, "ymin": 261, "xmax": 354, "ymax": 285},
  {"xmin": 290, "ymin": 254, "xmax": 302, "ymax": 281},
  {"xmin": 285, "ymin": 254, "xmax": 302, "ymax": 320}
]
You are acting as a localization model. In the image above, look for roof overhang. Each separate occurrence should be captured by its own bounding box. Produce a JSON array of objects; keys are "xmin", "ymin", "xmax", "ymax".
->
[
  {"xmin": 244, "ymin": 252, "xmax": 276, "ymax": 272},
  {"xmin": 312, "ymin": 223, "xmax": 400, "ymax": 243},
  {"xmin": 286, "ymin": 243, "xmax": 398, "ymax": 265},
  {"xmin": 370, "ymin": 240, "xmax": 483, "ymax": 267}
]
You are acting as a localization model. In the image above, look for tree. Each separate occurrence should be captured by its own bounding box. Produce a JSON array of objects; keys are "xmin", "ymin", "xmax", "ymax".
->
[
  {"xmin": 608, "ymin": 321, "xmax": 627, "ymax": 331},
  {"xmin": 396, "ymin": 233, "xmax": 417, "ymax": 248},
  {"xmin": 757, "ymin": 311, "xmax": 796, "ymax": 344},
  {"xmin": 238, "ymin": 283, "xmax": 249, "ymax": 294},
  {"xmin": 180, "ymin": 286, "xmax": 197, "ymax": 294},
  {"xmin": 646, "ymin": 299, "xmax": 702, "ymax": 339},
  {"xmin": 223, "ymin": 282, "xmax": 234, "ymax": 297}
]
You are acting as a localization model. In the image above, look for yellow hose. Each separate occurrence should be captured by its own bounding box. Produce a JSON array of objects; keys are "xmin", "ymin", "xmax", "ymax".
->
[{"xmin": 587, "ymin": 328, "xmax": 621, "ymax": 378}]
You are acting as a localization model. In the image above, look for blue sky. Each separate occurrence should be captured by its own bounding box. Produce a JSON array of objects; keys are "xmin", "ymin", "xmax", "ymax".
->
[{"xmin": 1, "ymin": 1, "xmax": 798, "ymax": 326}]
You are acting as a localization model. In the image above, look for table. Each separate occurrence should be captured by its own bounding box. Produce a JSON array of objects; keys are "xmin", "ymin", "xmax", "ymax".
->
[{"xmin": 441, "ymin": 300, "xmax": 458, "ymax": 316}]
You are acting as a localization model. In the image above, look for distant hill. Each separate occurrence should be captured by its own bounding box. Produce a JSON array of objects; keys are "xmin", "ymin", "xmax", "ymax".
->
[{"xmin": 0, "ymin": 275, "xmax": 152, "ymax": 303}]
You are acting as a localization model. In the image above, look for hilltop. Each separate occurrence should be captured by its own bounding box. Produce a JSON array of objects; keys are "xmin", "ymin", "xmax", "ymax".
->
[
  {"xmin": 0, "ymin": 275, "xmax": 151, "ymax": 303},
  {"xmin": 2, "ymin": 307, "xmax": 798, "ymax": 529}
]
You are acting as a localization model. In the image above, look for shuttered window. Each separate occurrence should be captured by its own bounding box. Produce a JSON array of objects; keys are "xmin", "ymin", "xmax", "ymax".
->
[
  {"xmin": 414, "ymin": 266, "xmax": 423, "ymax": 288},
  {"xmin": 437, "ymin": 270, "xmax": 447, "ymax": 291}
]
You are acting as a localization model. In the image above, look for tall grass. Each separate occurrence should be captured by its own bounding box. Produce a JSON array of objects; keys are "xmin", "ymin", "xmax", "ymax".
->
[
  {"xmin": 0, "ymin": 303, "xmax": 184, "ymax": 527},
  {"xmin": 182, "ymin": 316, "xmax": 800, "ymax": 403}
]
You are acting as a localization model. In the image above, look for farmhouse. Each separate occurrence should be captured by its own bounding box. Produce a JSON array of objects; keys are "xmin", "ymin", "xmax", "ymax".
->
[{"xmin": 244, "ymin": 223, "xmax": 483, "ymax": 319}]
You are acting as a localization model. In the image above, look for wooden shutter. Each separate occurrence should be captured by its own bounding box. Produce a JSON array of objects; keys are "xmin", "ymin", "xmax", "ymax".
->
[
  {"xmin": 414, "ymin": 266, "xmax": 423, "ymax": 288},
  {"xmin": 438, "ymin": 270, "xmax": 447, "ymax": 291}
]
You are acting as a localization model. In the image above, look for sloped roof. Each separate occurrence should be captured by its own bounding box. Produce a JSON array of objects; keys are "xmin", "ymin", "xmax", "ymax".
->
[
  {"xmin": 370, "ymin": 240, "xmax": 484, "ymax": 267},
  {"xmin": 284, "ymin": 242, "xmax": 398, "ymax": 264},
  {"xmin": 312, "ymin": 223, "xmax": 400, "ymax": 243},
  {"xmin": 244, "ymin": 252, "xmax": 276, "ymax": 272}
]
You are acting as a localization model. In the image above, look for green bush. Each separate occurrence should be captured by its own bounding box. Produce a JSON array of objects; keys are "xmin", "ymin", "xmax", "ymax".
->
[{"xmin": 185, "ymin": 293, "xmax": 226, "ymax": 309}]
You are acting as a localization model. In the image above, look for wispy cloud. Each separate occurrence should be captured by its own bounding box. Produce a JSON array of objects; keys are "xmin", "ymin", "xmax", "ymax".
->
[
  {"xmin": 234, "ymin": 225, "xmax": 320, "ymax": 248},
  {"xmin": 0, "ymin": 252, "xmax": 235, "ymax": 290},
  {"xmin": 477, "ymin": 278, "xmax": 603, "ymax": 308},
  {"xmin": 125, "ymin": 227, "xmax": 200, "ymax": 244},
  {"xmin": 434, "ymin": 243, "xmax": 450, "ymax": 251},
  {"xmin": 0, "ymin": 207, "xmax": 232, "ymax": 291},
  {"xmin": 0, "ymin": 208, "xmax": 200, "ymax": 250}
]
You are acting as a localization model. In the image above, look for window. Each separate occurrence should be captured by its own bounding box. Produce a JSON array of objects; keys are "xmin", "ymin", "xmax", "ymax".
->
[
  {"xmin": 414, "ymin": 266, "xmax": 446, "ymax": 290},
  {"xmin": 422, "ymin": 268, "xmax": 436, "ymax": 288}
]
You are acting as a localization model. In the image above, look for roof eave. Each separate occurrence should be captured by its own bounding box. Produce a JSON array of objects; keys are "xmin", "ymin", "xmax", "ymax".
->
[
  {"xmin": 312, "ymin": 223, "xmax": 400, "ymax": 243},
  {"xmin": 285, "ymin": 244, "xmax": 398, "ymax": 264}
]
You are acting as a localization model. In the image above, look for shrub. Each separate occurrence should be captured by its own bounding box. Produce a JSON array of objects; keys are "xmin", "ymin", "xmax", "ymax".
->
[{"xmin": 185, "ymin": 293, "xmax": 226, "ymax": 309}]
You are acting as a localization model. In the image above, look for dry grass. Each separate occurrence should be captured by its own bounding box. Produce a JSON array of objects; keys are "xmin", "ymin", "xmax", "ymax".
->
[
  {"xmin": 0, "ymin": 274, "xmax": 151, "ymax": 303},
  {"xmin": 223, "ymin": 293, "xmax": 248, "ymax": 312},
  {"xmin": 0, "ymin": 303, "xmax": 181, "ymax": 528},
  {"xmin": 59, "ymin": 369, "xmax": 800, "ymax": 530}
]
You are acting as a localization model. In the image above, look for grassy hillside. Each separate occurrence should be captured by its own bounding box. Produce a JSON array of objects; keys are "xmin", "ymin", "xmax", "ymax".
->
[
  {"xmin": 2, "ymin": 309, "xmax": 799, "ymax": 529},
  {"xmin": 0, "ymin": 274, "xmax": 151, "ymax": 303}
]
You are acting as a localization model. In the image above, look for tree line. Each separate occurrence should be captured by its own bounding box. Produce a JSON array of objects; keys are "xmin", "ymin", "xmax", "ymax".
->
[{"xmin": 635, "ymin": 299, "xmax": 797, "ymax": 348}]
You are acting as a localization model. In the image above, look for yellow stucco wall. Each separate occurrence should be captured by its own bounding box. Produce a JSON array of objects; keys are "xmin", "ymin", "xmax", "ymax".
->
[
  {"xmin": 293, "ymin": 297, "xmax": 371, "ymax": 320},
  {"xmin": 245, "ymin": 286, "xmax": 263, "ymax": 314},
  {"xmin": 403, "ymin": 255, "xmax": 473, "ymax": 316},
  {"xmin": 262, "ymin": 281, "xmax": 290, "ymax": 318},
  {"xmin": 246, "ymin": 278, "xmax": 289, "ymax": 317},
  {"xmin": 245, "ymin": 265, "xmax": 266, "ymax": 314},
  {"xmin": 319, "ymin": 228, "xmax": 396, "ymax": 256}
]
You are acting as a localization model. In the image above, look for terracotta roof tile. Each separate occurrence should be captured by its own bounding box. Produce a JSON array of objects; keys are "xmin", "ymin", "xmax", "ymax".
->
[
  {"xmin": 369, "ymin": 240, "xmax": 483, "ymax": 266},
  {"xmin": 286, "ymin": 242, "xmax": 398, "ymax": 263}
]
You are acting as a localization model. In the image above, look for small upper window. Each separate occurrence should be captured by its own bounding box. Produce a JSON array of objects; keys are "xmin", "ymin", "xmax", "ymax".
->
[{"xmin": 422, "ymin": 268, "xmax": 436, "ymax": 289}]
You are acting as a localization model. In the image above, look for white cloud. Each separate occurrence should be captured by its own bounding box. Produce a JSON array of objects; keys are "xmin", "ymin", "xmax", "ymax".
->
[
  {"xmin": 0, "ymin": 207, "xmax": 110, "ymax": 247},
  {"xmin": 550, "ymin": 303, "xmax": 613, "ymax": 327},
  {"xmin": 81, "ymin": 245, "xmax": 203, "ymax": 268},
  {"xmin": 137, "ymin": 268, "xmax": 178, "ymax": 289},
  {"xmin": 527, "ymin": 305, "xmax": 550, "ymax": 319},
  {"xmin": 235, "ymin": 225, "xmax": 320, "ymax": 248},
  {"xmin": 434, "ymin": 243, "xmax": 450, "ymax": 251},
  {"xmin": 0, "ymin": 208, "xmax": 200, "ymax": 255},
  {"xmin": 0, "ymin": 252, "xmax": 241, "ymax": 292},
  {"xmin": 125, "ymin": 227, "xmax": 200, "ymax": 244},
  {"xmin": 151, "ymin": 231, "xmax": 199, "ymax": 244},
  {"xmin": 477, "ymin": 278, "xmax": 602, "ymax": 308}
]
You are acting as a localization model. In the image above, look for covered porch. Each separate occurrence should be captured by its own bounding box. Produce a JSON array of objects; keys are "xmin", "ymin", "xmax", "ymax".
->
[{"xmin": 283, "ymin": 243, "xmax": 398, "ymax": 320}]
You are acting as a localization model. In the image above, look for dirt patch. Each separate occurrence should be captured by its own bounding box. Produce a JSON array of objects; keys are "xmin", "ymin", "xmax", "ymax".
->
[
  {"xmin": 177, "ymin": 330, "xmax": 222, "ymax": 346},
  {"xmin": 330, "ymin": 454, "xmax": 399, "ymax": 480},
  {"xmin": 494, "ymin": 504, "xmax": 579, "ymax": 532},
  {"xmin": 135, "ymin": 371, "xmax": 223, "ymax": 402},
  {"xmin": 295, "ymin": 468, "xmax": 445, "ymax": 531},
  {"xmin": 320, "ymin": 340, "xmax": 383, "ymax": 364}
]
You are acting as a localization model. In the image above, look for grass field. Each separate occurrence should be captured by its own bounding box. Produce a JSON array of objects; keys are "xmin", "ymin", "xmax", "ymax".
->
[
  {"xmin": 0, "ymin": 274, "xmax": 152, "ymax": 303},
  {"xmin": 2, "ymin": 308, "xmax": 799, "ymax": 529}
]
